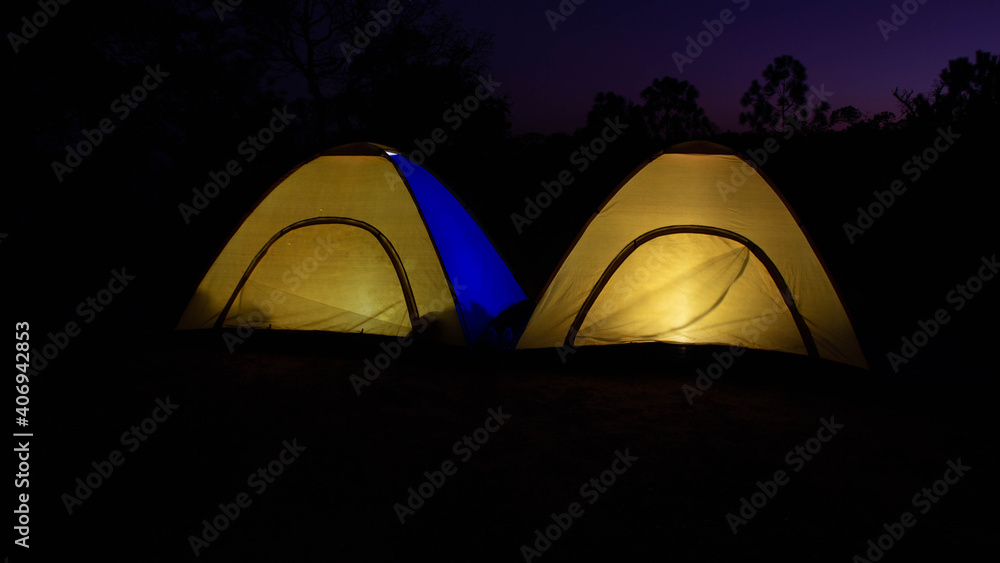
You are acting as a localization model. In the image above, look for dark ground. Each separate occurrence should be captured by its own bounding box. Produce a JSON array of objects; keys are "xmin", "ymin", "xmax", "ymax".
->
[{"xmin": 25, "ymin": 328, "xmax": 996, "ymax": 562}]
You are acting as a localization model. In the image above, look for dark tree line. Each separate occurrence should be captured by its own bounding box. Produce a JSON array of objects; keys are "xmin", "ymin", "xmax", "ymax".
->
[
  {"xmin": 11, "ymin": 0, "xmax": 998, "ymax": 237},
  {"xmin": 12, "ymin": 0, "xmax": 998, "ymax": 195},
  {"xmin": 574, "ymin": 51, "xmax": 999, "ymax": 148}
]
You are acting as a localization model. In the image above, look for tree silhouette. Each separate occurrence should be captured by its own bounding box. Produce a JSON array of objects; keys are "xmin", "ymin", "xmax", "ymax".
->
[
  {"xmin": 583, "ymin": 92, "xmax": 642, "ymax": 131},
  {"xmin": 891, "ymin": 87, "xmax": 932, "ymax": 122},
  {"xmin": 230, "ymin": 0, "xmax": 494, "ymax": 145},
  {"xmin": 869, "ymin": 111, "xmax": 897, "ymax": 129},
  {"xmin": 892, "ymin": 50, "xmax": 998, "ymax": 126},
  {"xmin": 738, "ymin": 79, "xmax": 776, "ymax": 134},
  {"xmin": 830, "ymin": 106, "xmax": 863, "ymax": 128},
  {"xmin": 935, "ymin": 50, "xmax": 999, "ymax": 122},
  {"xmin": 639, "ymin": 77, "xmax": 717, "ymax": 145},
  {"xmin": 830, "ymin": 106, "xmax": 896, "ymax": 131},
  {"xmin": 739, "ymin": 55, "xmax": 829, "ymax": 133}
]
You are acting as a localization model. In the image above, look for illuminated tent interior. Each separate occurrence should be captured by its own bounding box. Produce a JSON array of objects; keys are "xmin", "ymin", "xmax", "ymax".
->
[
  {"xmin": 516, "ymin": 141, "xmax": 868, "ymax": 368},
  {"xmin": 176, "ymin": 142, "xmax": 527, "ymax": 346}
]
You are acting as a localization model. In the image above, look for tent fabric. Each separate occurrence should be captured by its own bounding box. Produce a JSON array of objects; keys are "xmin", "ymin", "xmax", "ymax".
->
[
  {"xmin": 176, "ymin": 143, "xmax": 526, "ymax": 346},
  {"xmin": 228, "ymin": 223, "xmax": 412, "ymax": 334},
  {"xmin": 390, "ymin": 154, "xmax": 529, "ymax": 343},
  {"xmin": 516, "ymin": 142, "xmax": 867, "ymax": 368}
]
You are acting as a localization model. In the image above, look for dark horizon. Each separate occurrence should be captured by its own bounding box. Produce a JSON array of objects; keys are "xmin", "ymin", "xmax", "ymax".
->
[{"xmin": 435, "ymin": 0, "xmax": 1000, "ymax": 134}]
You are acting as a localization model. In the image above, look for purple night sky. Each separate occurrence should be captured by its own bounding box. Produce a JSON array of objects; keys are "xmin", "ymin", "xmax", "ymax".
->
[{"xmin": 438, "ymin": 0, "xmax": 1000, "ymax": 134}]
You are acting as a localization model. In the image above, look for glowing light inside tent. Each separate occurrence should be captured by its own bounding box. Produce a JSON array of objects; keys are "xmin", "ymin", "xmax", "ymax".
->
[{"xmin": 389, "ymin": 154, "xmax": 527, "ymax": 344}]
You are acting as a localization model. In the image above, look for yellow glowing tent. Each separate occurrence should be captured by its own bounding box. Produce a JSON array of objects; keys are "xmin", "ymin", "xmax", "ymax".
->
[
  {"xmin": 176, "ymin": 142, "xmax": 526, "ymax": 346},
  {"xmin": 516, "ymin": 142, "xmax": 867, "ymax": 368}
]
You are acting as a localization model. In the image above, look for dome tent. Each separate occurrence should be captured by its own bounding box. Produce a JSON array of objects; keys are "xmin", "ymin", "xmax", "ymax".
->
[
  {"xmin": 516, "ymin": 141, "xmax": 867, "ymax": 368},
  {"xmin": 176, "ymin": 142, "xmax": 527, "ymax": 347}
]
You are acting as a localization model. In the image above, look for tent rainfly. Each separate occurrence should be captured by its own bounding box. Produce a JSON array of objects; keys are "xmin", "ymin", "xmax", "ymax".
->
[
  {"xmin": 176, "ymin": 142, "xmax": 527, "ymax": 346},
  {"xmin": 516, "ymin": 141, "xmax": 867, "ymax": 368}
]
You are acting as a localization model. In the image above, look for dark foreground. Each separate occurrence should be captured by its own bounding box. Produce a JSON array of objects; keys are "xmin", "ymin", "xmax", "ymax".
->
[{"xmin": 26, "ymin": 330, "xmax": 994, "ymax": 562}]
